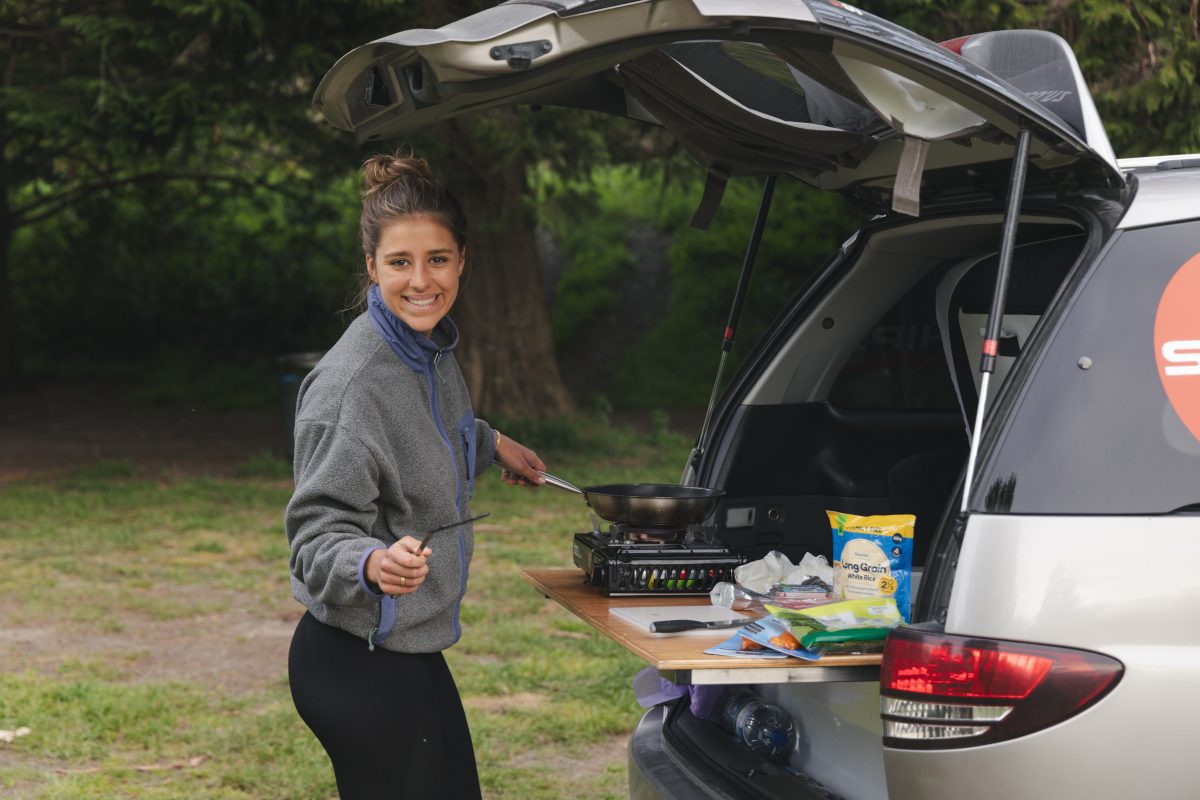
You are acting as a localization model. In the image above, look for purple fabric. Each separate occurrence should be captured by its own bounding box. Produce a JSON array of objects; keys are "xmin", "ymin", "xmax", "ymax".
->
[
  {"xmin": 366, "ymin": 284, "xmax": 458, "ymax": 371},
  {"xmin": 357, "ymin": 545, "xmax": 385, "ymax": 596},
  {"xmin": 630, "ymin": 666, "xmax": 728, "ymax": 722},
  {"xmin": 633, "ymin": 666, "xmax": 688, "ymax": 708},
  {"xmin": 688, "ymin": 685, "xmax": 726, "ymax": 721}
]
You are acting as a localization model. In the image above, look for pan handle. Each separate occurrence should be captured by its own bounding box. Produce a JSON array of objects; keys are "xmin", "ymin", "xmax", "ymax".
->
[{"xmin": 536, "ymin": 470, "xmax": 584, "ymax": 495}]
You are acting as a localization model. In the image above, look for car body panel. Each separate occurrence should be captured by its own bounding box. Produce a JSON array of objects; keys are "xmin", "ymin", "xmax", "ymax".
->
[
  {"xmin": 759, "ymin": 681, "xmax": 886, "ymax": 800},
  {"xmin": 1118, "ymin": 166, "xmax": 1200, "ymax": 229},
  {"xmin": 947, "ymin": 514, "xmax": 1200, "ymax": 649},
  {"xmin": 314, "ymin": 0, "xmax": 1122, "ymax": 212},
  {"xmin": 882, "ymin": 515, "xmax": 1200, "ymax": 800}
]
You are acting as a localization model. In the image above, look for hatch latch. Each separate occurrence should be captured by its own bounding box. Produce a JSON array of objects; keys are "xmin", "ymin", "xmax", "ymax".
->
[{"xmin": 490, "ymin": 40, "xmax": 553, "ymax": 70}]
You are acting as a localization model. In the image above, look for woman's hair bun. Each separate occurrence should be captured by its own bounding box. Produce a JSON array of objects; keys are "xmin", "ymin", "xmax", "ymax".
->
[
  {"xmin": 357, "ymin": 150, "xmax": 468, "ymax": 263},
  {"xmin": 362, "ymin": 153, "xmax": 434, "ymax": 192}
]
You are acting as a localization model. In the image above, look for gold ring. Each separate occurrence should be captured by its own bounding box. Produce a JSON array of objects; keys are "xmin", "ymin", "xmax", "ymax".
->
[{"xmin": 400, "ymin": 575, "xmax": 407, "ymax": 587}]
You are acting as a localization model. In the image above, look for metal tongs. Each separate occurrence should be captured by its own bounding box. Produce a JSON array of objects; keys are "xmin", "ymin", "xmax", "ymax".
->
[{"xmin": 417, "ymin": 512, "xmax": 490, "ymax": 553}]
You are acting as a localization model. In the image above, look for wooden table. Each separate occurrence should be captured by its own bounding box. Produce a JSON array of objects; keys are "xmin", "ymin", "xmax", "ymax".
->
[{"xmin": 521, "ymin": 569, "xmax": 881, "ymax": 686}]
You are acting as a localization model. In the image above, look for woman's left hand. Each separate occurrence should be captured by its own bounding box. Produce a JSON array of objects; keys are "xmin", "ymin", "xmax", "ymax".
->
[{"xmin": 495, "ymin": 432, "xmax": 546, "ymax": 488}]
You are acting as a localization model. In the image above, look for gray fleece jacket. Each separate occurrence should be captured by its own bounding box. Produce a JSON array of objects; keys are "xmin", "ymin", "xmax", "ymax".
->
[{"xmin": 285, "ymin": 295, "xmax": 496, "ymax": 652}]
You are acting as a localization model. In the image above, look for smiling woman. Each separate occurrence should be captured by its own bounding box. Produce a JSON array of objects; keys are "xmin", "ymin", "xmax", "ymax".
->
[
  {"xmin": 367, "ymin": 216, "xmax": 464, "ymax": 335},
  {"xmin": 284, "ymin": 153, "xmax": 549, "ymax": 800}
]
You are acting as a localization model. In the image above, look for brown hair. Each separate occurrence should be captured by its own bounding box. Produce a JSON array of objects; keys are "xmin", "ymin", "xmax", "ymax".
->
[{"xmin": 352, "ymin": 153, "xmax": 469, "ymax": 309}]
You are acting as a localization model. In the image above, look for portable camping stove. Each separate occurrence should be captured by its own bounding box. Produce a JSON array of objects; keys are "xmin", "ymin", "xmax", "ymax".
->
[{"xmin": 572, "ymin": 521, "xmax": 744, "ymax": 595}]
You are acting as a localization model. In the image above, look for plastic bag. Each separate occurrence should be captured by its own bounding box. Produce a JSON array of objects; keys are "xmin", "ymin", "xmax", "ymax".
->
[
  {"xmin": 734, "ymin": 551, "xmax": 794, "ymax": 594},
  {"xmin": 828, "ymin": 511, "xmax": 915, "ymax": 622},
  {"xmin": 733, "ymin": 551, "xmax": 834, "ymax": 595},
  {"xmin": 764, "ymin": 597, "xmax": 903, "ymax": 654}
]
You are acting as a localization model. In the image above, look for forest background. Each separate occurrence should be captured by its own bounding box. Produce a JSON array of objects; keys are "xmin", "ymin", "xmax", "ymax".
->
[{"xmin": 2, "ymin": 0, "xmax": 1198, "ymax": 424}]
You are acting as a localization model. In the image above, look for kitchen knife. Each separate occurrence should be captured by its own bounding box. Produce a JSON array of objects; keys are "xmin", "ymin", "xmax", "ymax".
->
[
  {"xmin": 416, "ymin": 512, "xmax": 490, "ymax": 553},
  {"xmin": 649, "ymin": 618, "xmax": 749, "ymax": 633}
]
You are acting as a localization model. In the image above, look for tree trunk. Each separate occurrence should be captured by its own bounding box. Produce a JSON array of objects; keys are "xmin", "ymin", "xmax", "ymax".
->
[
  {"xmin": 0, "ymin": 202, "xmax": 20, "ymax": 392},
  {"xmin": 435, "ymin": 115, "xmax": 574, "ymax": 420}
]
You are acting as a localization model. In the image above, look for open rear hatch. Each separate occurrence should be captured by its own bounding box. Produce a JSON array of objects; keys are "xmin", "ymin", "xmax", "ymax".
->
[{"xmin": 314, "ymin": 0, "xmax": 1123, "ymax": 217}]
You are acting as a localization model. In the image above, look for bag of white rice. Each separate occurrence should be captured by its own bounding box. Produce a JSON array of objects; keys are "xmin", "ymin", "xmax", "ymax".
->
[{"xmin": 828, "ymin": 511, "xmax": 915, "ymax": 622}]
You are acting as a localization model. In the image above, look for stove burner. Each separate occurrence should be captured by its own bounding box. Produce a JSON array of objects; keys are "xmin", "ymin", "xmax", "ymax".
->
[
  {"xmin": 612, "ymin": 524, "xmax": 686, "ymax": 544},
  {"xmin": 572, "ymin": 527, "xmax": 745, "ymax": 595}
]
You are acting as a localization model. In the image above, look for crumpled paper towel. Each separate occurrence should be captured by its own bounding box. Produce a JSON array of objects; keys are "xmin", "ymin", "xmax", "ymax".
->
[{"xmin": 733, "ymin": 550, "xmax": 833, "ymax": 594}]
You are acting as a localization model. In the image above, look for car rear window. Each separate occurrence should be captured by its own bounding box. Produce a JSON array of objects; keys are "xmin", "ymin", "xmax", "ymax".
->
[
  {"xmin": 972, "ymin": 220, "xmax": 1200, "ymax": 514},
  {"xmin": 828, "ymin": 270, "xmax": 960, "ymax": 412}
]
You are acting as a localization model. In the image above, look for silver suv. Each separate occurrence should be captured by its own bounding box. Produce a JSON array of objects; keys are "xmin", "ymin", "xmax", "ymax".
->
[{"xmin": 316, "ymin": 2, "xmax": 1200, "ymax": 798}]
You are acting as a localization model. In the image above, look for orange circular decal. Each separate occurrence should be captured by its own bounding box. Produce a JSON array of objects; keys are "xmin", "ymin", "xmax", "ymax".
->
[{"xmin": 1155, "ymin": 253, "xmax": 1200, "ymax": 443}]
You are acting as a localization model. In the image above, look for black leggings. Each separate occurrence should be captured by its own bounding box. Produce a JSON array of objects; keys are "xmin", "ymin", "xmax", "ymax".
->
[{"xmin": 288, "ymin": 612, "xmax": 482, "ymax": 800}]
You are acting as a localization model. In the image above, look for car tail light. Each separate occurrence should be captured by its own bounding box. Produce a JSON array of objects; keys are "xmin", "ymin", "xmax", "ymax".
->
[{"xmin": 880, "ymin": 628, "xmax": 1123, "ymax": 749}]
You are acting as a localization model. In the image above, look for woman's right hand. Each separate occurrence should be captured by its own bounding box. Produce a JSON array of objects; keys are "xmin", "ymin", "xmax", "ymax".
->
[{"xmin": 366, "ymin": 536, "xmax": 430, "ymax": 596}]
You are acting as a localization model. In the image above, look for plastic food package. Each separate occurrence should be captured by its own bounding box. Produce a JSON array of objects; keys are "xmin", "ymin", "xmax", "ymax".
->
[
  {"xmin": 828, "ymin": 511, "xmax": 915, "ymax": 622},
  {"xmin": 764, "ymin": 596, "xmax": 903, "ymax": 629},
  {"xmin": 733, "ymin": 616, "xmax": 821, "ymax": 660},
  {"xmin": 763, "ymin": 597, "xmax": 903, "ymax": 654},
  {"xmin": 762, "ymin": 581, "xmax": 834, "ymax": 610}
]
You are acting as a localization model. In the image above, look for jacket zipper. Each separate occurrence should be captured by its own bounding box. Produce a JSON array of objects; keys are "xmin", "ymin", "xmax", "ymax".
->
[{"xmin": 425, "ymin": 349, "xmax": 469, "ymax": 641}]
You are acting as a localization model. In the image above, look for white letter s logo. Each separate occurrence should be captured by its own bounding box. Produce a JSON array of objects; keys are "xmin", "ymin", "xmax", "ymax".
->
[{"xmin": 1162, "ymin": 340, "xmax": 1200, "ymax": 376}]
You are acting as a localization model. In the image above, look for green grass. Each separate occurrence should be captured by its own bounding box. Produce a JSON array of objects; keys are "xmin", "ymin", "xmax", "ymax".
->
[{"xmin": 0, "ymin": 427, "xmax": 691, "ymax": 799}]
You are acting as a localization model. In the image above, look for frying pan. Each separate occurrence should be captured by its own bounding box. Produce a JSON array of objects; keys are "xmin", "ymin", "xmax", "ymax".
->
[{"xmin": 537, "ymin": 471, "xmax": 723, "ymax": 527}]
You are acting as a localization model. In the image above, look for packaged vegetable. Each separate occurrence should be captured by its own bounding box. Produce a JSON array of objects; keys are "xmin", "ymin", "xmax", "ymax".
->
[
  {"xmin": 763, "ymin": 597, "xmax": 903, "ymax": 654},
  {"xmin": 828, "ymin": 511, "xmax": 915, "ymax": 622},
  {"xmin": 763, "ymin": 597, "xmax": 903, "ymax": 629}
]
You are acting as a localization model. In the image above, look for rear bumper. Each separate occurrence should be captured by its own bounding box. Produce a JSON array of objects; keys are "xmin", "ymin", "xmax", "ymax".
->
[
  {"xmin": 629, "ymin": 705, "xmax": 728, "ymax": 800},
  {"xmin": 629, "ymin": 700, "xmax": 842, "ymax": 800}
]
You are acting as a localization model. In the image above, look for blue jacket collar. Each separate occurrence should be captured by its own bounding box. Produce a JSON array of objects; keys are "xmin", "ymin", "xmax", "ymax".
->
[{"xmin": 367, "ymin": 284, "xmax": 459, "ymax": 372}]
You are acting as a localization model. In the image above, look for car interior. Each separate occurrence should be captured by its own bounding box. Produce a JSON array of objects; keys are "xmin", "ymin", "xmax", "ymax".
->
[{"xmin": 706, "ymin": 211, "xmax": 1090, "ymax": 568}]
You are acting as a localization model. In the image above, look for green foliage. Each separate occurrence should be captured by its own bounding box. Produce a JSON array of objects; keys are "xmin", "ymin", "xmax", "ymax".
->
[
  {"xmin": 0, "ymin": 0, "xmax": 413, "ymax": 387},
  {"xmin": 1071, "ymin": 0, "xmax": 1200, "ymax": 155},
  {"xmin": 619, "ymin": 176, "xmax": 859, "ymax": 408},
  {"xmin": 5, "ymin": 0, "xmax": 1197, "ymax": 406},
  {"xmin": 488, "ymin": 406, "xmax": 688, "ymax": 456},
  {"xmin": 64, "ymin": 458, "xmax": 139, "ymax": 482},
  {"xmin": 234, "ymin": 451, "xmax": 293, "ymax": 479},
  {"xmin": 857, "ymin": 0, "xmax": 1200, "ymax": 156},
  {"xmin": 0, "ymin": 671, "xmax": 334, "ymax": 799},
  {"xmin": 13, "ymin": 171, "xmax": 361, "ymax": 376},
  {"xmin": 539, "ymin": 163, "xmax": 862, "ymax": 409}
]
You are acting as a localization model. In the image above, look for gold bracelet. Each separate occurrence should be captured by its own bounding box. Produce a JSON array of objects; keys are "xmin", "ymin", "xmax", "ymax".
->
[{"xmin": 495, "ymin": 429, "xmax": 501, "ymax": 452}]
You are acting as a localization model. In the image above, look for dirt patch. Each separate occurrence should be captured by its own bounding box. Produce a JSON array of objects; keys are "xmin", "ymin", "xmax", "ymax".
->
[
  {"xmin": 0, "ymin": 382, "xmax": 281, "ymax": 483},
  {"xmin": 0, "ymin": 592, "xmax": 300, "ymax": 697},
  {"xmin": 509, "ymin": 732, "xmax": 630, "ymax": 784},
  {"xmin": 463, "ymin": 692, "xmax": 549, "ymax": 713},
  {"xmin": 0, "ymin": 384, "xmax": 296, "ymax": 698}
]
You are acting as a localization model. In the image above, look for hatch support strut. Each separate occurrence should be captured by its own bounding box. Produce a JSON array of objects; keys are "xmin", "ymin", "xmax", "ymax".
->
[
  {"xmin": 960, "ymin": 127, "xmax": 1033, "ymax": 514},
  {"xmin": 685, "ymin": 174, "xmax": 777, "ymax": 485}
]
